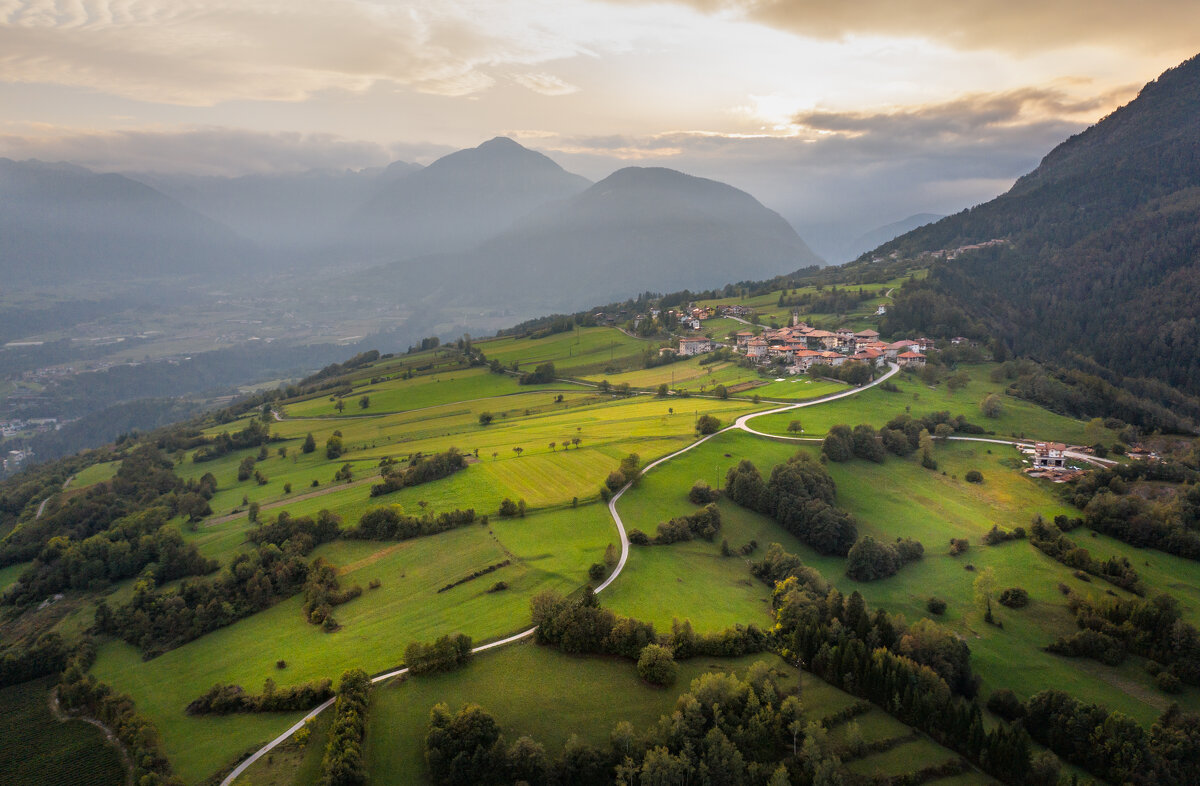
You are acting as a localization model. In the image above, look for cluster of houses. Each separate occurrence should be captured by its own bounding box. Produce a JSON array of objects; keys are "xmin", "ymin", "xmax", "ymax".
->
[{"xmin": 729, "ymin": 324, "xmax": 928, "ymax": 374}]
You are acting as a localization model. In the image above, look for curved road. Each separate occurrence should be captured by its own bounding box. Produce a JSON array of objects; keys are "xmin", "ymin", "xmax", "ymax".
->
[{"xmin": 223, "ymin": 358, "xmax": 1100, "ymax": 784}]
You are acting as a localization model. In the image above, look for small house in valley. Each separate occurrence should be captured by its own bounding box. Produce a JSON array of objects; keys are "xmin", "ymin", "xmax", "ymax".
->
[
  {"xmin": 678, "ymin": 336, "xmax": 714, "ymax": 356},
  {"xmin": 1033, "ymin": 442, "xmax": 1067, "ymax": 469}
]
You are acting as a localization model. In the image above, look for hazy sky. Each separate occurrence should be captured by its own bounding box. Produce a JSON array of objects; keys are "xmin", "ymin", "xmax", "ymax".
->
[{"xmin": 2, "ymin": 0, "xmax": 1195, "ymax": 252}]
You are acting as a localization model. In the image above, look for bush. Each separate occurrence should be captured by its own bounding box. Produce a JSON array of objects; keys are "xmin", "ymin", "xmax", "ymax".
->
[
  {"xmin": 588, "ymin": 563, "xmax": 606, "ymax": 581},
  {"xmin": 998, "ymin": 587, "xmax": 1029, "ymax": 608},
  {"xmin": 636, "ymin": 644, "xmax": 678, "ymax": 686},
  {"xmin": 695, "ymin": 414, "xmax": 722, "ymax": 435},
  {"xmin": 688, "ymin": 481, "xmax": 719, "ymax": 504},
  {"xmin": 927, "ymin": 597, "xmax": 948, "ymax": 615},
  {"xmin": 605, "ymin": 471, "xmax": 627, "ymax": 492},
  {"xmin": 965, "ymin": 469, "xmax": 984, "ymax": 483},
  {"xmin": 986, "ymin": 688, "xmax": 1025, "ymax": 721},
  {"xmin": 487, "ymin": 581, "xmax": 508, "ymax": 593},
  {"xmin": 949, "ymin": 538, "xmax": 970, "ymax": 556},
  {"xmin": 1156, "ymin": 671, "xmax": 1183, "ymax": 694}
]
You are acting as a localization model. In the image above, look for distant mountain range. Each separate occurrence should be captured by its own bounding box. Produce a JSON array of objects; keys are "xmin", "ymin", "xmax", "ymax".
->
[
  {"xmin": 0, "ymin": 159, "xmax": 253, "ymax": 286},
  {"xmin": 875, "ymin": 52, "xmax": 1200, "ymax": 397},
  {"xmin": 381, "ymin": 165, "xmax": 823, "ymax": 312},
  {"xmin": 1, "ymin": 137, "xmax": 822, "ymax": 312}
]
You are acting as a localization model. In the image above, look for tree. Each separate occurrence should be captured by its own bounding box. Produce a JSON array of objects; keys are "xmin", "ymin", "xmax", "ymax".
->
[
  {"xmin": 947, "ymin": 370, "xmax": 971, "ymax": 392},
  {"xmin": 980, "ymin": 393, "xmax": 1004, "ymax": 418},
  {"xmin": 326, "ymin": 434, "xmax": 344, "ymax": 460},
  {"xmin": 248, "ymin": 501, "xmax": 260, "ymax": 523},
  {"xmin": 358, "ymin": 395, "xmax": 370, "ymax": 410},
  {"xmin": 512, "ymin": 446, "xmax": 523, "ymax": 458},
  {"xmin": 822, "ymin": 424, "xmax": 854, "ymax": 462},
  {"xmin": 787, "ymin": 420, "xmax": 803, "ymax": 434},
  {"xmin": 974, "ymin": 566, "xmax": 998, "ymax": 616},
  {"xmin": 302, "ymin": 432, "xmax": 316, "ymax": 453},
  {"xmin": 696, "ymin": 414, "xmax": 721, "ymax": 435},
  {"xmin": 919, "ymin": 428, "xmax": 937, "ymax": 469},
  {"xmin": 714, "ymin": 384, "xmax": 729, "ymax": 399},
  {"xmin": 636, "ymin": 644, "xmax": 677, "ymax": 686},
  {"xmin": 656, "ymin": 383, "xmax": 669, "ymax": 398},
  {"xmin": 572, "ymin": 437, "xmax": 581, "ymax": 449},
  {"xmin": 478, "ymin": 412, "xmax": 493, "ymax": 426},
  {"xmin": 335, "ymin": 399, "xmax": 345, "ymax": 413}
]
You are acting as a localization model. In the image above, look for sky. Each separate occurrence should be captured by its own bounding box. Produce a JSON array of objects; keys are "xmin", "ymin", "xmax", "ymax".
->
[{"xmin": 1, "ymin": 0, "xmax": 1196, "ymax": 258}]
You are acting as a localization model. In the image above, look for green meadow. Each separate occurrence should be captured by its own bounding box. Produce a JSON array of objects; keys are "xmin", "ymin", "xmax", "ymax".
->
[
  {"xmin": 604, "ymin": 428, "xmax": 1199, "ymax": 726},
  {"xmin": 27, "ymin": 323, "xmax": 1192, "ymax": 784}
]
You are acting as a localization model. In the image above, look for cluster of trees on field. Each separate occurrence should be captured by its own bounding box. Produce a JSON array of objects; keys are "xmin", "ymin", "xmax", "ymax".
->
[
  {"xmin": 370, "ymin": 449, "xmax": 467, "ymax": 497},
  {"xmin": 185, "ymin": 677, "xmax": 334, "ymax": 715},
  {"xmin": 346, "ymin": 506, "xmax": 476, "ymax": 541},
  {"xmin": 532, "ymin": 589, "xmax": 768, "ymax": 662},
  {"xmin": 405, "ymin": 633, "xmax": 473, "ymax": 675},
  {"xmin": 1028, "ymin": 515, "xmax": 1144, "ymax": 594},
  {"xmin": 96, "ymin": 536, "xmax": 313, "ymax": 657},
  {"xmin": 627, "ymin": 503, "xmax": 721, "ymax": 545},
  {"xmin": 302, "ymin": 558, "xmax": 362, "ymax": 631},
  {"xmin": 2, "ymin": 507, "xmax": 218, "ymax": 606},
  {"xmin": 724, "ymin": 453, "xmax": 857, "ymax": 556},
  {"xmin": 190, "ymin": 417, "xmax": 275, "ymax": 462},
  {"xmin": 519, "ymin": 362, "xmax": 556, "ymax": 385},
  {"xmin": 1014, "ymin": 689, "xmax": 1199, "ymax": 784},
  {"xmin": 844, "ymin": 534, "xmax": 924, "ymax": 581},
  {"xmin": 424, "ymin": 662, "xmax": 869, "ymax": 786},
  {"xmin": 1066, "ymin": 459, "xmax": 1200, "ymax": 561},
  {"xmin": 1048, "ymin": 590, "xmax": 1200, "ymax": 689},
  {"xmin": 319, "ymin": 669, "xmax": 371, "ymax": 786},
  {"xmin": 821, "ymin": 412, "xmax": 986, "ymax": 467}
]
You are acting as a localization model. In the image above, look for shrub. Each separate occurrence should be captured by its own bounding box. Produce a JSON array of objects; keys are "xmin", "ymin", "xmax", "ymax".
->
[
  {"xmin": 688, "ymin": 481, "xmax": 719, "ymax": 504},
  {"xmin": 1156, "ymin": 671, "xmax": 1183, "ymax": 694},
  {"xmin": 949, "ymin": 538, "xmax": 970, "ymax": 556},
  {"xmin": 927, "ymin": 597, "xmax": 948, "ymax": 615},
  {"xmin": 628, "ymin": 529, "xmax": 650, "ymax": 545},
  {"xmin": 636, "ymin": 644, "xmax": 678, "ymax": 686},
  {"xmin": 605, "ymin": 471, "xmax": 627, "ymax": 492},
  {"xmin": 487, "ymin": 581, "xmax": 508, "ymax": 593},
  {"xmin": 588, "ymin": 563, "xmax": 606, "ymax": 581},
  {"xmin": 696, "ymin": 414, "xmax": 722, "ymax": 435},
  {"xmin": 998, "ymin": 587, "xmax": 1029, "ymax": 608},
  {"xmin": 965, "ymin": 469, "xmax": 984, "ymax": 483},
  {"xmin": 986, "ymin": 688, "xmax": 1025, "ymax": 721}
]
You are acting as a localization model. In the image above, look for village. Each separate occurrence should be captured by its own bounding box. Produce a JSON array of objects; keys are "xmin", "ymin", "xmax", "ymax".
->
[{"xmin": 664, "ymin": 303, "xmax": 956, "ymax": 378}]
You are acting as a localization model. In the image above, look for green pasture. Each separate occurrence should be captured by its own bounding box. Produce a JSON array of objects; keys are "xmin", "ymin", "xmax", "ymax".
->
[
  {"xmin": 92, "ymin": 504, "xmax": 613, "ymax": 783},
  {"xmin": 475, "ymin": 327, "xmax": 651, "ymax": 376},
  {"xmin": 748, "ymin": 377, "xmax": 848, "ymax": 402},
  {"xmin": 579, "ymin": 357, "xmax": 761, "ymax": 393},
  {"xmin": 605, "ymin": 430, "xmax": 1199, "ymax": 726},
  {"xmin": 0, "ymin": 561, "xmax": 29, "ymax": 595},
  {"xmin": 282, "ymin": 366, "xmax": 574, "ymax": 418},
  {"xmin": 70, "ymin": 460, "xmax": 120, "ymax": 488},
  {"xmin": 751, "ymin": 364, "xmax": 1115, "ymax": 446}
]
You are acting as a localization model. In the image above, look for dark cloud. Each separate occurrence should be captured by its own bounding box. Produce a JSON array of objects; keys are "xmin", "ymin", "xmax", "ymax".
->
[{"xmin": 622, "ymin": 0, "xmax": 1200, "ymax": 55}]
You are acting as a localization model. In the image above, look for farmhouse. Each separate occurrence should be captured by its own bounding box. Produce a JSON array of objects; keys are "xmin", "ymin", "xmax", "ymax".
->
[
  {"xmin": 1033, "ymin": 442, "xmax": 1068, "ymax": 469},
  {"xmin": 678, "ymin": 336, "xmax": 714, "ymax": 356},
  {"xmin": 897, "ymin": 351, "xmax": 926, "ymax": 368},
  {"xmin": 746, "ymin": 338, "xmax": 768, "ymax": 358}
]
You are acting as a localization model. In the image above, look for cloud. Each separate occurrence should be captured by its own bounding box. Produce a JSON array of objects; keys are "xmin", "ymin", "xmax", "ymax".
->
[
  {"xmin": 618, "ymin": 0, "xmax": 1200, "ymax": 55},
  {"xmin": 0, "ymin": 0, "xmax": 588, "ymax": 105},
  {"xmin": 0, "ymin": 126, "xmax": 410, "ymax": 176},
  {"xmin": 510, "ymin": 72, "xmax": 580, "ymax": 96}
]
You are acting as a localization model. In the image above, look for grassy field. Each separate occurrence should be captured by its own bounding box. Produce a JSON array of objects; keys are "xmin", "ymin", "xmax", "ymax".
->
[
  {"xmin": 750, "ymin": 363, "xmax": 1116, "ymax": 446},
  {"xmin": 69, "ymin": 460, "xmax": 120, "ymax": 488},
  {"xmin": 0, "ymin": 678, "xmax": 125, "ymax": 786},
  {"xmin": 476, "ymin": 327, "xmax": 652, "ymax": 376},
  {"xmin": 603, "ymin": 429, "xmax": 1200, "ymax": 726},
  {"xmin": 93, "ymin": 504, "xmax": 613, "ymax": 782}
]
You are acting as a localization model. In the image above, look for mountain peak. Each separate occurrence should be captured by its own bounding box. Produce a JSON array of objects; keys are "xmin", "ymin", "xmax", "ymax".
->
[{"xmin": 476, "ymin": 136, "xmax": 525, "ymax": 152}]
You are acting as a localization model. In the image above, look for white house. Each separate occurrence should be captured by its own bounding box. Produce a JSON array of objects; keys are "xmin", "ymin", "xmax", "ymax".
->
[
  {"xmin": 678, "ymin": 337, "xmax": 714, "ymax": 356},
  {"xmin": 1033, "ymin": 442, "xmax": 1067, "ymax": 469}
]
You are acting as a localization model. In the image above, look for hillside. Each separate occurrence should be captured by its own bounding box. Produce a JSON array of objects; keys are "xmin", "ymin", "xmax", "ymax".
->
[
  {"xmin": 341, "ymin": 137, "xmax": 592, "ymax": 263},
  {"xmin": 873, "ymin": 53, "xmax": 1200, "ymax": 396},
  {"xmin": 0, "ymin": 159, "xmax": 255, "ymax": 286},
  {"xmin": 375, "ymin": 166, "xmax": 823, "ymax": 313}
]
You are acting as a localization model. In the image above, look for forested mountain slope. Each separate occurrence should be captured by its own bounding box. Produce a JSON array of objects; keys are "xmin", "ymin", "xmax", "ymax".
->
[{"xmin": 875, "ymin": 53, "xmax": 1200, "ymax": 397}]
